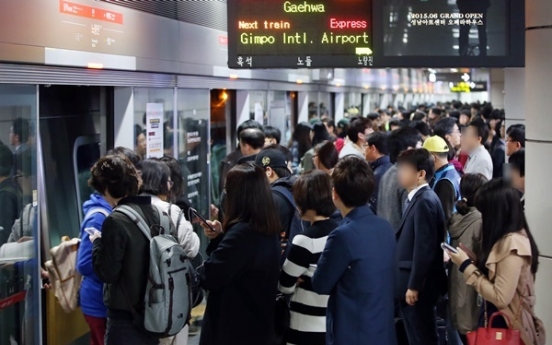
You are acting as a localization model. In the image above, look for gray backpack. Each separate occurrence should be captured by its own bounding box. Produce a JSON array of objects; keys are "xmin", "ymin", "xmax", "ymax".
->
[{"xmin": 115, "ymin": 204, "xmax": 193, "ymax": 337}]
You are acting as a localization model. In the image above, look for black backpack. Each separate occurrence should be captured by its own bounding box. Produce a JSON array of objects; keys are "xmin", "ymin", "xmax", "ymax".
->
[{"xmin": 272, "ymin": 185, "xmax": 303, "ymax": 261}]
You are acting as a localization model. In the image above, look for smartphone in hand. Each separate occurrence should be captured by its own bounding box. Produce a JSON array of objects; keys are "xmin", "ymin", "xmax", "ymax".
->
[
  {"xmin": 84, "ymin": 228, "xmax": 101, "ymax": 237},
  {"xmin": 190, "ymin": 208, "xmax": 218, "ymax": 233},
  {"xmin": 441, "ymin": 242, "xmax": 458, "ymax": 254}
]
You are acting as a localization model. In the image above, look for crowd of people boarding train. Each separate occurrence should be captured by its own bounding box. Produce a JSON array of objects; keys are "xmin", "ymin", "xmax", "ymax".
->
[{"xmin": 30, "ymin": 101, "xmax": 543, "ymax": 345}]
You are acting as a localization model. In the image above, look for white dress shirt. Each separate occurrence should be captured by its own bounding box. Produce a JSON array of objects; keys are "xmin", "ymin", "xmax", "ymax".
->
[{"xmin": 408, "ymin": 183, "xmax": 429, "ymax": 201}]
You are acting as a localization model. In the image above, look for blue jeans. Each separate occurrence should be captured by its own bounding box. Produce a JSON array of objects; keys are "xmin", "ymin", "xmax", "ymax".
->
[{"xmin": 105, "ymin": 318, "xmax": 160, "ymax": 345}]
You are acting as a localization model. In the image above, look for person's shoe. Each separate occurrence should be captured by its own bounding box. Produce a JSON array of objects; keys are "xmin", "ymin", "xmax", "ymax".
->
[{"xmin": 188, "ymin": 323, "xmax": 199, "ymax": 337}]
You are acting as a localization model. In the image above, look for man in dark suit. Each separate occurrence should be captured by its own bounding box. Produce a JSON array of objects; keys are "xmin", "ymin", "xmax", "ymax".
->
[
  {"xmin": 395, "ymin": 148, "xmax": 447, "ymax": 345},
  {"xmin": 312, "ymin": 156, "xmax": 397, "ymax": 345}
]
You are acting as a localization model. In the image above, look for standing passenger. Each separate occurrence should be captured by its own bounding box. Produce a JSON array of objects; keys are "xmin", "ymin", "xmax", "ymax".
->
[
  {"xmin": 219, "ymin": 120, "xmax": 263, "ymax": 195},
  {"xmin": 279, "ymin": 170, "xmax": 338, "ymax": 345},
  {"xmin": 395, "ymin": 148, "xmax": 447, "ymax": 345},
  {"xmin": 448, "ymin": 179, "xmax": 544, "ymax": 345},
  {"xmin": 77, "ymin": 157, "xmax": 119, "ymax": 345},
  {"xmin": 462, "ymin": 118, "xmax": 493, "ymax": 180},
  {"xmin": 365, "ymin": 131, "xmax": 393, "ymax": 213},
  {"xmin": 312, "ymin": 156, "xmax": 397, "ymax": 345},
  {"xmin": 448, "ymin": 173, "xmax": 487, "ymax": 344},
  {"xmin": 198, "ymin": 164, "xmax": 280, "ymax": 345},
  {"xmin": 0, "ymin": 143, "xmax": 22, "ymax": 245},
  {"xmin": 92, "ymin": 155, "xmax": 169, "ymax": 345},
  {"xmin": 377, "ymin": 127, "xmax": 422, "ymax": 232},
  {"xmin": 423, "ymin": 136, "xmax": 461, "ymax": 226}
]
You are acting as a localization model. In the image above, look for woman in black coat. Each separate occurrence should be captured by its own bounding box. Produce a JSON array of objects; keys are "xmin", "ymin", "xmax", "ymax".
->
[{"xmin": 199, "ymin": 163, "xmax": 281, "ymax": 345}]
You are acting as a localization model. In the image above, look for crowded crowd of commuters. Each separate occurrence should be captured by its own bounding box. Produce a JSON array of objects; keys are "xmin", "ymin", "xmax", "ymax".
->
[{"xmin": 63, "ymin": 100, "xmax": 543, "ymax": 345}]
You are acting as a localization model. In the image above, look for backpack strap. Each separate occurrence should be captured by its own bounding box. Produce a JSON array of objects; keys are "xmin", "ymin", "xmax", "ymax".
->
[
  {"xmin": 115, "ymin": 205, "xmax": 153, "ymax": 240},
  {"xmin": 272, "ymin": 185, "xmax": 298, "ymax": 237},
  {"xmin": 155, "ymin": 204, "xmax": 171, "ymax": 236}
]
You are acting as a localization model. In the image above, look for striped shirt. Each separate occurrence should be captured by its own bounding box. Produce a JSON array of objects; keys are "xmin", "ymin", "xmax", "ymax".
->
[{"xmin": 279, "ymin": 219, "xmax": 338, "ymax": 345}]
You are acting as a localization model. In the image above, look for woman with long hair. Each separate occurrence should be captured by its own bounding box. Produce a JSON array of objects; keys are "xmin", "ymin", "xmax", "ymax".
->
[
  {"xmin": 447, "ymin": 173, "xmax": 487, "ymax": 343},
  {"xmin": 448, "ymin": 179, "xmax": 544, "ymax": 345},
  {"xmin": 289, "ymin": 122, "xmax": 313, "ymax": 174},
  {"xmin": 301, "ymin": 122, "xmax": 330, "ymax": 174},
  {"xmin": 198, "ymin": 163, "xmax": 281, "ymax": 345}
]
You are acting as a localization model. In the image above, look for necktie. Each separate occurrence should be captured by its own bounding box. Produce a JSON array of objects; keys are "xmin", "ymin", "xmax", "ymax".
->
[{"xmin": 402, "ymin": 198, "xmax": 411, "ymax": 216}]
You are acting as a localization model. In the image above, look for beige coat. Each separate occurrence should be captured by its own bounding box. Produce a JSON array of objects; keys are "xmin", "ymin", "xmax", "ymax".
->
[
  {"xmin": 463, "ymin": 231, "xmax": 546, "ymax": 345},
  {"xmin": 448, "ymin": 208, "xmax": 482, "ymax": 334}
]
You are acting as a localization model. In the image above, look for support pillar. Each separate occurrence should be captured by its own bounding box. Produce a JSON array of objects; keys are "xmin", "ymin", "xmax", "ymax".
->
[{"xmin": 525, "ymin": 0, "xmax": 552, "ymax": 332}]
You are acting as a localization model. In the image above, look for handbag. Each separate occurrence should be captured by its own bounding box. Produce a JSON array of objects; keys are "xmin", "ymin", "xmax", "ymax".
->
[
  {"xmin": 273, "ymin": 293, "xmax": 290, "ymax": 345},
  {"xmin": 467, "ymin": 310, "xmax": 521, "ymax": 345}
]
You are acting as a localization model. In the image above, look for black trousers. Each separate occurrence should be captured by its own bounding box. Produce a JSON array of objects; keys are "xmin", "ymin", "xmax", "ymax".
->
[
  {"xmin": 105, "ymin": 318, "xmax": 160, "ymax": 345},
  {"xmin": 400, "ymin": 298, "xmax": 438, "ymax": 345}
]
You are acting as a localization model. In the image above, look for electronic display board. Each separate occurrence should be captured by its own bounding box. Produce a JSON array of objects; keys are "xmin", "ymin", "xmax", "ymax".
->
[
  {"xmin": 227, "ymin": 0, "xmax": 374, "ymax": 69},
  {"xmin": 228, "ymin": 0, "xmax": 524, "ymax": 69}
]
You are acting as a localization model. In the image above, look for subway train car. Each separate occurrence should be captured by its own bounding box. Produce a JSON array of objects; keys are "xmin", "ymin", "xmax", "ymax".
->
[{"xmin": 0, "ymin": 1, "xmax": 451, "ymax": 344}]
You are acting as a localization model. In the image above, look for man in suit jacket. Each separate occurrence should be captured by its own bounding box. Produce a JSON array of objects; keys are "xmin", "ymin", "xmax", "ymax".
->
[
  {"xmin": 312, "ymin": 156, "xmax": 397, "ymax": 345},
  {"xmin": 395, "ymin": 148, "xmax": 447, "ymax": 345}
]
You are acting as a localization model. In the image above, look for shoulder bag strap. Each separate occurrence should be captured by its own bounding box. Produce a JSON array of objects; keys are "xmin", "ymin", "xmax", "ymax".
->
[{"xmin": 115, "ymin": 205, "xmax": 152, "ymax": 240}]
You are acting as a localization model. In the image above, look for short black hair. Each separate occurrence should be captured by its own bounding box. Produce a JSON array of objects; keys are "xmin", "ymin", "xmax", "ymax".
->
[
  {"xmin": 140, "ymin": 159, "xmax": 171, "ymax": 196},
  {"xmin": 264, "ymin": 125, "xmax": 281, "ymax": 144},
  {"xmin": 366, "ymin": 112, "xmax": 380, "ymax": 122},
  {"xmin": 468, "ymin": 118, "xmax": 489, "ymax": 144},
  {"xmin": 449, "ymin": 110, "xmax": 460, "ymax": 120},
  {"xmin": 508, "ymin": 149, "xmax": 525, "ymax": 177},
  {"xmin": 293, "ymin": 170, "xmax": 336, "ymax": 217},
  {"xmin": 433, "ymin": 117, "xmax": 458, "ymax": 137},
  {"xmin": 347, "ymin": 117, "xmax": 372, "ymax": 143},
  {"xmin": 366, "ymin": 131, "xmax": 389, "ymax": 155},
  {"xmin": 489, "ymin": 109, "xmax": 504, "ymax": 120},
  {"xmin": 12, "ymin": 118, "xmax": 30, "ymax": 143},
  {"xmin": 237, "ymin": 120, "xmax": 264, "ymax": 137},
  {"xmin": 411, "ymin": 111, "xmax": 426, "ymax": 122},
  {"xmin": 481, "ymin": 104, "xmax": 493, "ymax": 119},
  {"xmin": 314, "ymin": 141, "xmax": 338, "ymax": 170},
  {"xmin": 239, "ymin": 128, "xmax": 265, "ymax": 150},
  {"xmin": 409, "ymin": 121, "xmax": 430, "ymax": 137},
  {"xmin": 388, "ymin": 119, "xmax": 401, "ymax": 129},
  {"xmin": 397, "ymin": 148, "xmax": 435, "ymax": 182},
  {"xmin": 160, "ymin": 155, "xmax": 184, "ymax": 201},
  {"xmin": 387, "ymin": 127, "xmax": 422, "ymax": 164},
  {"xmin": 107, "ymin": 147, "xmax": 142, "ymax": 169},
  {"xmin": 332, "ymin": 156, "xmax": 375, "ymax": 208},
  {"xmin": 507, "ymin": 126, "xmax": 525, "ymax": 148},
  {"xmin": 0, "ymin": 143, "xmax": 13, "ymax": 177},
  {"xmin": 321, "ymin": 117, "xmax": 335, "ymax": 128},
  {"xmin": 430, "ymin": 108, "xmax": 443, "ymax": 117}
]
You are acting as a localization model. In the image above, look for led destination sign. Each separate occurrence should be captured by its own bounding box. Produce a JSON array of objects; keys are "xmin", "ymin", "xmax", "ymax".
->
[{"xmin": 228, "ymin": 0, "xmax": 373, "ymax": 68}]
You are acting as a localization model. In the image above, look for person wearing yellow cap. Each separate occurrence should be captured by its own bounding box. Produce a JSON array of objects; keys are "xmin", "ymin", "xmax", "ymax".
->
[{"xmin": 423, "ymin": 136, "xmax": 461, "ymax": 226}]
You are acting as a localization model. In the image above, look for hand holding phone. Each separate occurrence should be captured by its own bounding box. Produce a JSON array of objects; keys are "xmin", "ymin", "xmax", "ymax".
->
[
  {"xmin": 190, "ymin": 208, "xmax": 220, "ymax": 234},
  {"xmin": 85, "ymin": 228, "xmax": 102, "ymax": 242},
  {"xmin": 441, "ymin": 242, "xmax": 458, "ymax": 254}
]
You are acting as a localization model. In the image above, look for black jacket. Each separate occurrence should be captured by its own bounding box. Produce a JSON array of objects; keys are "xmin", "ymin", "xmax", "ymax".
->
[
  {"xmin": 395, "ymin": 187, "xmax": 447, "ymax": 300},
  {"xmin": 0, "ymin": 178, "xmax": 22, "ymax": 245},
  {"xmin": 199, "ymin": 222, "xmax": 280, "ymax": 345},
  {"xmin": 219, "ymin": 149, "xmax": 242, "ymax": 196},
  {"xmin": 92, "ymin": 196, "xmax": 176, "ymax": 319},
  {"xmin": 271, "ymin": 176, "xmax": 296, "ymax": 237}
]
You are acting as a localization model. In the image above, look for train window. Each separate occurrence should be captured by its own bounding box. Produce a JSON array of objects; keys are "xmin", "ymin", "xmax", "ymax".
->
[
  {"xmin": 73, "ymin": 136, "xmax": 101, "ymax": 223},
  {"xmin": 0, "ymin": 84, "xmax": 40, "ymax": 345}
]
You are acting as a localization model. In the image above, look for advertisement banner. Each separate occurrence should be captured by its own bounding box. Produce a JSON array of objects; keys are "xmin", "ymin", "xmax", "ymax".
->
[{"xmin": 146, "ymin": 103, "xmax": 164, "ymax": 158}]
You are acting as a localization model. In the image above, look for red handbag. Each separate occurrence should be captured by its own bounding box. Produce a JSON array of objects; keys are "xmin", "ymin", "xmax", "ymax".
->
[{"xmin": 466, "ymin": 312, "xmax": 522, "ymax": 345}]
